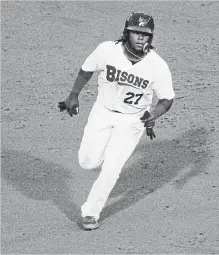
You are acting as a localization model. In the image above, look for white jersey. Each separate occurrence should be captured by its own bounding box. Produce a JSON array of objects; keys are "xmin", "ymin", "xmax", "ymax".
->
[{"xmin": 82, "ymin": 41, "xmax": 175, "ymax": 114}]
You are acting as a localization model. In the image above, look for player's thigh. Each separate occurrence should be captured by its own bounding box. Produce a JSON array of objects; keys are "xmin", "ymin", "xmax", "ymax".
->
[
  {"xmin": 103, "ymin": 116, "xmax": 144, "ymax": 172},
  {"xmin": 78, "ymin": 101, "xmax": 112, "ymax": 169}
]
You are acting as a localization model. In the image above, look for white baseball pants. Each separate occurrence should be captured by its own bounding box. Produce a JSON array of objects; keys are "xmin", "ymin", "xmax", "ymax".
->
[{"xmin": 78, "ymin": 99, "xmax": 145, "ymax": 220}]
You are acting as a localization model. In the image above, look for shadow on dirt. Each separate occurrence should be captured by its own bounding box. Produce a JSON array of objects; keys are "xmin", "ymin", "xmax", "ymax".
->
[
  {"xmin": 1, "ymin": 128, "xmax": 212, "ymax": 224},
  {"xmin": 1, "ymin": 150, "xmax": 80, "ymax": 223},
  {"xmin": 100, "ymin": 127, "xmax": 212, "ymax": 221}
]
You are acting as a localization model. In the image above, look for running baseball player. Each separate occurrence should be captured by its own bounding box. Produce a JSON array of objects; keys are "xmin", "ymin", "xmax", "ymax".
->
[{"xmin": 59, "ymin": 12, "xmax": 175, "ymax": 230}]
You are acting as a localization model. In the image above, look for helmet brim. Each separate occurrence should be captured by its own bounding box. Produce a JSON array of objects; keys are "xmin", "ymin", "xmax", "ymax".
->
[{"xmin": 125, "ymin": 26, "xmax": 153, "ymax": 34}]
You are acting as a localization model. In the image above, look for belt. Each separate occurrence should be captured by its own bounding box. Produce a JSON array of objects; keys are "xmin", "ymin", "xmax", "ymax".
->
[{"xmin": 112, "ymin": 110, "xmax": 122, "ymax": 113}]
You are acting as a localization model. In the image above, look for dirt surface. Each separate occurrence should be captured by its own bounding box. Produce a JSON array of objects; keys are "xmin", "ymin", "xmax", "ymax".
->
[{"xmin": 1, "ymin": 1, "xmax": 219, "ymax": 254}]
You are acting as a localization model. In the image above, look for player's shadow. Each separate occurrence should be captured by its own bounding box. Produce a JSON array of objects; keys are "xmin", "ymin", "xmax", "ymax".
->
[
  {"xmin": 100, "ymin": 127, "xmax": 212, "ymax": 221},
  {"xmin": 1, "ymin": 149, "xmax": 80, "ymax": 223}
]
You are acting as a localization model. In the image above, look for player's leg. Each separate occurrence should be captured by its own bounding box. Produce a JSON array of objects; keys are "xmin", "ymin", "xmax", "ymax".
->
[
  {"xmin": 81, "ymin": 113, "xmax": 144, "ymax": 220},
  {"xmin": 78, "ymin": 100, "xmax": 112, "ymax": 170}
]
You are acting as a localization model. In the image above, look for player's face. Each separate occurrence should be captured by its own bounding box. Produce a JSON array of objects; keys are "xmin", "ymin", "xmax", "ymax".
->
[{"xmin": 128, "ymin": 31, "xmax": 151, "ymax": 52}]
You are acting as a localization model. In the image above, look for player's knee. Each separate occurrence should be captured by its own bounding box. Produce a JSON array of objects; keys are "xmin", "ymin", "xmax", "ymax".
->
[{"xmin": 78, "ymin": 156, "xmax": 103, "ymax": 170}]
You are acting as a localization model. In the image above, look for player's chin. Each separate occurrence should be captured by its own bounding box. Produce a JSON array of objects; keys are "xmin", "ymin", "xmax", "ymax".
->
[{"xmin": 134, "ymin": 44, "xmax": 144, "ymax": 51}]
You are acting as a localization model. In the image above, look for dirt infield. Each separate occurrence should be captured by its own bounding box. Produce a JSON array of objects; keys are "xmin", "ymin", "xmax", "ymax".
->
[{"xmin": 1, "ymin": 1, "xmax": 219, "ymax": 254}]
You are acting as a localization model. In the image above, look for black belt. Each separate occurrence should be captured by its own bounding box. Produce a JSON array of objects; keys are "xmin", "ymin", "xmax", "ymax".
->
[{"xmin": 112, "ymin": 110, "xmax": 122, "ymax": 113}]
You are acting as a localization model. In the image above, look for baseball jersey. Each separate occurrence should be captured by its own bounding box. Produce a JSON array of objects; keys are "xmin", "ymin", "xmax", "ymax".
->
[{"xmin": 82, "ymin": 41, "xmax": 175, "ymax": 114}]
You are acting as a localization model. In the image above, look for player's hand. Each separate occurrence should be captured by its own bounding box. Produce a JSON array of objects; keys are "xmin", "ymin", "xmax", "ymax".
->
[
  {"xmin": 146, "ymin": 127, "xmax": 156, "ymax": 140},
  {"xmin": 140, "ymin": 111, "xmax": 156, "ymax": 140},
  {"xmin": 140, "ymin": 111, "xmax": 155, "ymax": 128},
  {"xmin": 58, "ymin": 93, "xmax": 79, "ymax": 117}
]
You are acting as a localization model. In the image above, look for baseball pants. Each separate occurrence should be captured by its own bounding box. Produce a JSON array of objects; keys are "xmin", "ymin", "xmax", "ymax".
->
[{"xmin": 78, "ymin": 99, "xmax": 145, "ymax": 220}]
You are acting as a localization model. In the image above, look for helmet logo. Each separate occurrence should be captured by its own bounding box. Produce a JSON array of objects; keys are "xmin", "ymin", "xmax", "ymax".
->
[{"xmin": 138, "ymin": 16, "xmax": 149, "ymax": 27}]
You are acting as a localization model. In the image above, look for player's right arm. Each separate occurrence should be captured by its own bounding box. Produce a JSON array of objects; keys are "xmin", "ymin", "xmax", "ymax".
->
[
  {"xmin": 64, "ymin": 69, "xmax": 93, "ymax": 116},
  {"xmin": 62, "ymin": 41, "xmax": 110, "ymax": 117}
]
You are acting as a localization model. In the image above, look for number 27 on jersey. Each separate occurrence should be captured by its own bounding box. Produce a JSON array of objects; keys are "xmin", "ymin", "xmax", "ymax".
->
[{"xmin": 124, "ymin": 92, "xmax": 143, "ymax": 105}]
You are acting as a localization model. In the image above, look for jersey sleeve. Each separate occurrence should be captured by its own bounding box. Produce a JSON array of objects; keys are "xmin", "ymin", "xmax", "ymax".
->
[
  {"xmin": 152, "ymin": 63, "xmax": 175, "ymax": 100},
  {"xmin": 81, "ymin": 41, "xmax": 112, "ymax": 72}
]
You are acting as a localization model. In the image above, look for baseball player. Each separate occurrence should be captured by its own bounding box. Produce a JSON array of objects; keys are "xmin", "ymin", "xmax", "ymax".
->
[{"xmin": 59, "ymin": 12, "xmax": 175, "ymax": 230}]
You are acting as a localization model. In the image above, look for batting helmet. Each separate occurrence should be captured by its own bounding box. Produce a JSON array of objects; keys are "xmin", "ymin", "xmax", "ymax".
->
[{"xmin": 124, "ymin": 12, "xmax": 154, "ymax": 35}]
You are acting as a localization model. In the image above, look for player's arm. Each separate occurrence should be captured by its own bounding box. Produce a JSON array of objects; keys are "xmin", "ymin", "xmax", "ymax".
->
[
  {"xmin": 140, "ymin": 63, "xmax": 174, "ymax": 133},
  {"xmin": 59, "ymin": 41, "xmax": 108, "ymax": 116},
  {"xmin": 140, "ymin": 98, "xmax": 173, "ymax": 140},
  {"xmin": 67, "ymin": 41, "xmax": 107, "ymax": 98},
  {"xmin": 151, "ymin": 98, "xmax": 173, "ymax": 119},
  {"xmin": 60, "ymin": 69, "xmax": 93, "ymax": 117},
  {"xmin": 69, "ymin": 69, "xmax": 94, "ymax": 96},
  {"xmin": 140, "ymin": 98, "xmax": 173, "ymax": 128}
]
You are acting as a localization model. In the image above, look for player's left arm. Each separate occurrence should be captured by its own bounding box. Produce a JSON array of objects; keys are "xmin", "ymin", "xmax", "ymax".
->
[
  {"xmin": 140, "ymin": 98, "xmax": 173, "ymax": 128},
  {"xmin": 140, "ymin": 63, "xmax": 175, "ymax": 129},
  {"xmin": 151, "ymin": 98, "xmax": 173, "ymax": 119}
]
